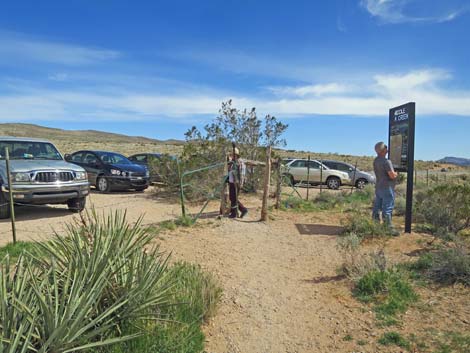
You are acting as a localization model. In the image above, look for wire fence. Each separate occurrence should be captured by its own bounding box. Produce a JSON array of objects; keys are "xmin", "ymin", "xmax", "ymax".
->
[{"xmin": 1, "ymin": 159, "xmax": 468, "ymax": 245}]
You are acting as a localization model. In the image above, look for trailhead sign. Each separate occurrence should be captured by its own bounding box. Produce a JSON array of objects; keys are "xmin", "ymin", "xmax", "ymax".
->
[
  {"xmin": 388, "ymin": 102, "xmax": 416, "ymax": 233},
  {"xmin": 388, "ymin": 102, "xmax": 415, "ymax": 172}
]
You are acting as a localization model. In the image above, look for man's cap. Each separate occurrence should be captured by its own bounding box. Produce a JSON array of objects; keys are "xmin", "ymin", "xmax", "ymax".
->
[{"xmin": 233, "ymin": 147, "xmax": 240, "ymax": 156}]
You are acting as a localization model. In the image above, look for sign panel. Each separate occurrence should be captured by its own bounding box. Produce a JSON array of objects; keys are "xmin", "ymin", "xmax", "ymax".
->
[{"xmin": 388, "ymin": 102, "xmax": 415, "ymax": 172}]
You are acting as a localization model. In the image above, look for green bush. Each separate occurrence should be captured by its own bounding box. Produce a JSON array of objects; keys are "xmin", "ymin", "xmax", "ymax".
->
[
  {"xmin": 96, "ymin": 262, "xmax": 222, "ymax": 353},
  {"xmin": 354, "ymin": 269, "xmax": 417, "ymax": 323},
  {"xmin": 394, "ymin": 195, "xmax": 406, "ymax": 216},
  {"xmin": 158, "ymin": 215, "xmax": 196, "ymax": 231},
  {"xmin": 0, "ymin": 241, "xmax": 37, "ymax": 261},
  {"xmin": 415, "ymin": 184, "xmax": 470, "ymax": 237},
  {"xmin": 341, "ymin": 214, "xmax": 393, "ymax": 239},
  {"xmin": 436, "ymin": 331, "xmax": 470, "ymax": 353},
  {"xmin": 378, "ymin": 332, "xmax": 410, "ymax": 349},
  {"xmin": 411, "ymin": 241, "xmax": 470, "ymax": 286},
  {"xmin": 336, "ymin": 234, "xmax": 387, "ymax": 280},
  {"xmin": 280, "ymin": 196, "xmax": 318, "ymax": 212},
  {"xmin": 281, "ymin": 188, "xmax": 373, "ymax": 213}
]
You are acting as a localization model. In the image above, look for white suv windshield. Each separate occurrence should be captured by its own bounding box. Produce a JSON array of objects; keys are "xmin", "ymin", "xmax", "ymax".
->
[{"xmin": 0, "ymin": 141, "xmax": 62, "ymax": 160}]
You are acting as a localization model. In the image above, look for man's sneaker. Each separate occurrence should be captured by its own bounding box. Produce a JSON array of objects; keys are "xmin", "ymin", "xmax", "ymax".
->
[
  {"xmin": 228, "ymin": 213, "xmax": 237, "ymax": 219},
  {"xmin": 390, "ymin": 228, "xmax": 400, "ymax": 237},
  {"xmin": 240, "ymin": 209, "xmax": 248, "ymax": 218}
]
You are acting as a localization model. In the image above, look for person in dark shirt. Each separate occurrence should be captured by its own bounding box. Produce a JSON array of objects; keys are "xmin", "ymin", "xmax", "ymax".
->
[
  {"xmin": 228, "ymin": 147, "xmax": 248, "ymax": 219},
  {"xmin": 372, "ymin": 142, "xmax": 398, "ymax": 233}
]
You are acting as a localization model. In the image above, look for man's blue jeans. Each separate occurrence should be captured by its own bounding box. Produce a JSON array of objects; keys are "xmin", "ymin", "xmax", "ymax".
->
[{"xmin": 372, "ymin": 187, "xmax": 395, "ymax": 226}]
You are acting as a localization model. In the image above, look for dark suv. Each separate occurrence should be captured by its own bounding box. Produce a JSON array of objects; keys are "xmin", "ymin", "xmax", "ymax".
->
[
  {"xmin": 66, "ymin": 150, "xmax": 150, "ymax": 192},
  {"xmin": 128, "ymin": 153, "xmax": 162, "ymax": 183}
]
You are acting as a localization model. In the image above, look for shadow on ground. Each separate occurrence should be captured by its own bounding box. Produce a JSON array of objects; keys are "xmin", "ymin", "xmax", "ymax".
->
[{"xmin": 295, "ymin": 224, "xmax": 344, "ymax": 236}]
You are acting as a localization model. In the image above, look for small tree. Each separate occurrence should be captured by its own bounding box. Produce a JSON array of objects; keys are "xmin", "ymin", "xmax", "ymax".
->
[{"xmin": 182, "ymin": 100, "xmax": 288, "ymax": 192}]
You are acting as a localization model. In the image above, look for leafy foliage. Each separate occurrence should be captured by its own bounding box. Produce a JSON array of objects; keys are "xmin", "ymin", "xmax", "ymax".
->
[
  {"xmin": 94, "ymin": 262, "xmax": 222, "ymax": 353},
  {"xmin": 341, "ymin": 214, "xmax": 394, "ymax": 239},
  {"xmin": 354, "ymin": 269, "xmax": 417, "ymax": 324},
  {"xmin": 409, "ymin": 240, "xmax": 470, "ymax": 286},
  {"xmin": 415, "ymin": 184, "xmax": 470, "ymax": 237},
  {"xmin": 336, "ymin": 234, "xmax": 387, "ymax": 280},
  {"xmin": 183, "ymin": 100, "xmax": 288, "ymax": 193},
  {"xmin": 378, "ymin": 332, "xmax": 411, "ymax": 349}
]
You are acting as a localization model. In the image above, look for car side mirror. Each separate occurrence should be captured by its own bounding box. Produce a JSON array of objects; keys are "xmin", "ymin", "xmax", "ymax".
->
[
  {"xmin": 349, "ymin": 167, "xmax": 354, "ymax": 172},
  {"xmin": 64, "ymin": 154, "xmax": 71, "ymax": 161}
]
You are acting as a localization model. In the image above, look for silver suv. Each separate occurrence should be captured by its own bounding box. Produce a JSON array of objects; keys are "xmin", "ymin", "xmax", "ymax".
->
[
  {"xmin": 322, "ymin": 160, "xmax": 376, "ymax": 189},
  {"xmin": 0, "ymin": 137, "xmax": 90, "ymax": 218},
  {"xmin": 283, "ymin": 159, "xmax": 351, "ymax": 189}
]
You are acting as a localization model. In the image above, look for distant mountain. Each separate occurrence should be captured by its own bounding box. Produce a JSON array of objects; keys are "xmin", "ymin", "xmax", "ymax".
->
[
  {"xmin": 437, "ymin": 156, "xmax": 470, "ymax": 167},
  {"xmin": 0, "ymin": 123, "xmax": 184, "ymax": 145}
]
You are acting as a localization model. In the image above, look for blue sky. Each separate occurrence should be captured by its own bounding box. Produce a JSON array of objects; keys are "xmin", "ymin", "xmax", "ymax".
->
[{"xmin": 0, "ymin": 0, "xmax": 469, "ymax": 160}]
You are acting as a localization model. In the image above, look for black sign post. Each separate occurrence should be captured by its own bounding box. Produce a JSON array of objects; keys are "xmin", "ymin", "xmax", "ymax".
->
[{"xmin": 388, "ymin": 102, "xmax": 415, "ymax": 233}]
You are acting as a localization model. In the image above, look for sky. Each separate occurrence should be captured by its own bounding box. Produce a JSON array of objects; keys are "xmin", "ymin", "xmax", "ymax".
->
[{"xmin": 0, "ymin": 0, "xmax": 469, "ymax": 160}]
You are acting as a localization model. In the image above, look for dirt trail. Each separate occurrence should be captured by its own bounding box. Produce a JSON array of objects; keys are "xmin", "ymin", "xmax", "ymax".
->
[{"xmin": 157, "ymin": 210, "xmax": 379, "ymax": 353}]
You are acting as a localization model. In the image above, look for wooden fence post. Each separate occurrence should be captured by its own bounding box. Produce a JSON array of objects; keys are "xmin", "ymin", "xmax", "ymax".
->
[
  {"xmin": 5, "ymin": 148, "xmax": 17, "ymax": 244},
  {"xmin": 306, "ymin": 155, "xmax": 311, "ymax": 200},
  {"xmin": 260, "ymin": 146, "xmax": 272, "ymax": 221},
  {"xmin": 275, "ymin": 157, "xmax": 282, "ymax": 209}
]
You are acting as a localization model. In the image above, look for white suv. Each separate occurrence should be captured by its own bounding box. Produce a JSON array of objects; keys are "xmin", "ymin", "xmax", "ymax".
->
[{"xmin": 283, "ymin": 159, "xmax": 351, "ymax": 189}]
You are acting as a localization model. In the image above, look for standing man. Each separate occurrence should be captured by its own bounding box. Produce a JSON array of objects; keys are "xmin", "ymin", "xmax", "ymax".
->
[
  {"xmin": 228, "ymin": 147, "xmax": 248, "ymax": 219},
  {"xmin": 372, "ymin": 142, "xmax": 399, "ymax": 234}
]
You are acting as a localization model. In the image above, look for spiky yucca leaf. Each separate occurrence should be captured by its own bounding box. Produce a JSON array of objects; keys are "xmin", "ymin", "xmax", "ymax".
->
[{"xmin": 1, "ymin": 210, "xmax": 174, "ymax": 352}]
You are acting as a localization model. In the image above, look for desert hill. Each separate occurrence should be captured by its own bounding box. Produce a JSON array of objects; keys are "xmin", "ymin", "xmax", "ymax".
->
[
  {"xmin": 437, "ymin": 156, "xmax": 470, "ymax": 167},
  {"xmin": 0, "ymin": 123, "xmax": 464, "ymax": 172}
]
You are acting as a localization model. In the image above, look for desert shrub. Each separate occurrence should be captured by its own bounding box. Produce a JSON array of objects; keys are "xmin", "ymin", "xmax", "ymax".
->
[
  {"xmin": 436, "ymin": 331, "xmax": 470, "ymax": 353},
  {"xmin": 95, "ymin": 262, "xmax": 222, "ymax": 353},
  {"xmin": 352, "ymin": 184, "xmax": 375, "ymax": 203},
  {"xmin": 166, "ymin": 262, "xmax": 222, "ymax": 322},
  {"xmin": 378, "ymin": 332, "xmax": 411, "ymax": 350},
  {"xmin": 354, "ymin": 269, "xmax": 417, "ymax": 323},
  {"xmin": 280, "ymin": 196, "xmax": 318, "ymax": 212},
  {"xmin": 336, "ymin": 234, "xmax": 387, "ymax": 280},
  {"xmin": 411, "ymin": 241, "xmax": 470, "ymax": 286},
  {"xmin": 415, "ymin": 184, "xmax": 470, "ymax": 238},
  {"xmin": 158, "ymin": 216, "xmax": 196, "ymax": 231},
  {"xmin": 313, "ymin": 192, "xmax": 343, "ymax": 209},
  {"xmin": 341, "ymin": 214, "xmax": 393, "ymax": 239},
  {"xmin": 394, "ymin": 195, "xmax": 406, "ymax": 216},
  {"xmin": 281, "ymin": 188, "xmax": 373, "ymax": 213},
  {"xmin": 396, "ymin": 173, "xmax": 406, "ymax": 184},
  {"xmin": 0, "ymin": 241, "xmax": 37, "ymax": 261},
  {"xmin": 149, "ymin": 154, "xmax": 180, "ymax": 190}
]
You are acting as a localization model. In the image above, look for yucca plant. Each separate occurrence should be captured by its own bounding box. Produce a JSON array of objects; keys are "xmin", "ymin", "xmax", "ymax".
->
[
  {"xmin": 0, "ymin": 255, "xmax": 37, "ymax": 353},
  {"xmin": 1, "ymin": 210, "xmax": 174, "ymax": 352}
]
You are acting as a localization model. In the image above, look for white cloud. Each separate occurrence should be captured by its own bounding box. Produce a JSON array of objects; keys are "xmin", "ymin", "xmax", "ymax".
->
[
  {"xmin": 361, "ymin": 0, "xmax": 469, "ymax": 24},
  {"xmin": 48, "ymin": 73, "xmax": 69, "ymax": 81},
  {"xmin": 0, "ymin": 68, "xmax": 469, "ymax": 122},
  {"xmin": 0, "ymin": 32, "xmax": 119, "ymax": 66},
  {"xmin": 268, "ymin": 83, "xmax": 352, "ymax": 97}
]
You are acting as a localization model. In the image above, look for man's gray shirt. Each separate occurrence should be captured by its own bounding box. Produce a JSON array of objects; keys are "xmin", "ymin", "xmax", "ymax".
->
[{"xmin": 373, "ymin": 156, "xmax": 396, "ymax": 190}]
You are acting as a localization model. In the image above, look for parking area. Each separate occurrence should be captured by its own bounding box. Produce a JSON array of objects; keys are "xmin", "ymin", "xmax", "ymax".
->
[
  {"xmin": 0, "ymin": 183, "xmax": 357, "ymax": 247},
  {"xmin": 0, "ymin": 187, "xmax": 212, "ymax": 246}
]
